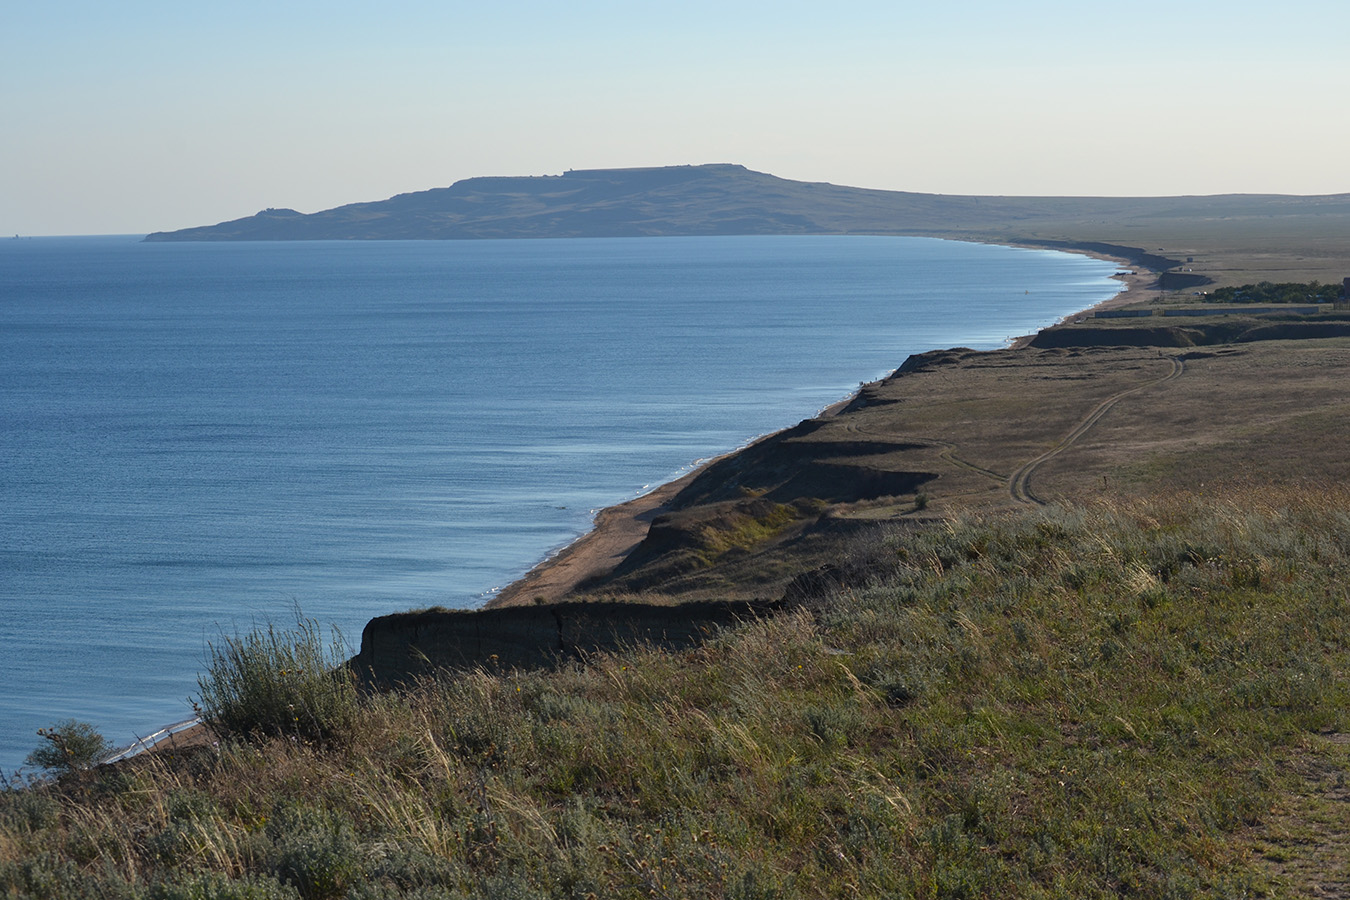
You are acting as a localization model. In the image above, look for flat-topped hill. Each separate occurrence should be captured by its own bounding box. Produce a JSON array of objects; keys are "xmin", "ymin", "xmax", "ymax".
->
[{"xmin": 144, "ymin": 164, "xmax": 1350, "ymax": 260}]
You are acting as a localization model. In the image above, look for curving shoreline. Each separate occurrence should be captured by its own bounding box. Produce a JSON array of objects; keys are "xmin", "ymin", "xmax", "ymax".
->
[
  {"xmin": 3, "ymin": 233, "xmax": 1136, "ymax": 775},
  {"xmin": 486, "ymin": 469, "xmax": 702, "ymax": 608},
  {"xmin": 488, "ymin": 242, "xmax": 1150, "ymax": 609},
  {"xmin": 123, "ymin": 240, "xmax": 1153, "ymax": 773}
]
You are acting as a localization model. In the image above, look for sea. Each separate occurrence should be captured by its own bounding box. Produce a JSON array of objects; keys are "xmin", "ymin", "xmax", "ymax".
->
[{"xmin": 0, "ymin": 234, "xmax": 1121, "ymax": 774}]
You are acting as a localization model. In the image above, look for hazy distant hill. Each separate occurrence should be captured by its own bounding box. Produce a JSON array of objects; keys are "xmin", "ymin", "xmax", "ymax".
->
[{"xmin": 144, "ymin": 163, "xmax": 1350, "ymax": 252}]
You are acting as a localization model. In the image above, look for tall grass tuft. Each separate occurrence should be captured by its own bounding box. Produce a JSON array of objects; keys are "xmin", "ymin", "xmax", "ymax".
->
[{"xmin": 195, "ymin": 615, "xmax": 358, "ymax": 746}]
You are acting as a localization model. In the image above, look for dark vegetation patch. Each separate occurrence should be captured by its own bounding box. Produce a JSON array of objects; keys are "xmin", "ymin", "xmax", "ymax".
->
[{"xmin": 1208, "ymin": 281, "xmax": 1343, "ymax": 305}]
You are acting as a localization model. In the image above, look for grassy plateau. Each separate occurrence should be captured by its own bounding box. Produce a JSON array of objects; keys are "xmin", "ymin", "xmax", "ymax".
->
[{"xmin": 4, "ymin": 489, "xmax": 1350, "ymax": 898}]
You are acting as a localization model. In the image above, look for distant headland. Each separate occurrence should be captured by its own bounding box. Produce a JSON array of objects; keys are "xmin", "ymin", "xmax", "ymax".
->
[{"xmin": 143, "ymin": 164, "xmax": 1350, "ymax": 260}]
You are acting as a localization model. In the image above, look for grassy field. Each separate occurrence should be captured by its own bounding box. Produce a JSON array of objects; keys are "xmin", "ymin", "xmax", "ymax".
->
[{"xmin": 5, "ymin": 490, "xmax": 1350, "ymax": 899}]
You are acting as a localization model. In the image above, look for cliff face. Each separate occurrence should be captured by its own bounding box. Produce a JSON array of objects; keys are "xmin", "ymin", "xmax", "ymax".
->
[
  {"xmin": 1028, "ymin": 314, "xmax": 1350, "ymax": 349},
  {"xmin": 349, "ymin": 598, "xmax": 783, "ymax": 687}
]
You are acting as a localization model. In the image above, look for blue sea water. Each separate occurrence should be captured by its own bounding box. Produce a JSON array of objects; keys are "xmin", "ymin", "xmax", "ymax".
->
[{"xmin": 0, "ymin": 234, "xmax": 1121, "ymax": 773}]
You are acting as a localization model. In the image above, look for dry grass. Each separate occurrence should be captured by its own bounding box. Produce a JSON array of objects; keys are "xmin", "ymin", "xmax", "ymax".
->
[{"xmin": 5, "ymin": 488, "xmax": 1350, "ymax": 898}]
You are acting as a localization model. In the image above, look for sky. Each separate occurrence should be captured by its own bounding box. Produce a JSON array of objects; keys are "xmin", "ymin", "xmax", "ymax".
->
[{"xmin": 5, "ymin": 0, "xmax": 1349, "ymax": 235}]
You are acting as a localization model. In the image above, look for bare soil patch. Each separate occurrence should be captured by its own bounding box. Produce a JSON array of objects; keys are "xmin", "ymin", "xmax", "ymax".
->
[{"xmin": 1253, "ymin": 734, "xmax": 1350, "ymax": 898}]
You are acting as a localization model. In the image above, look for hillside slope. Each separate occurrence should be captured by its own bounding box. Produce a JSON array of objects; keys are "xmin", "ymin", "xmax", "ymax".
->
[
  {"xmin": 6, "ymin": 492, "xmax": 1348, "ymax": 898},
  {"xmin": 143, "ymin": 164, "xmax": 1350, "ymax": 248}
]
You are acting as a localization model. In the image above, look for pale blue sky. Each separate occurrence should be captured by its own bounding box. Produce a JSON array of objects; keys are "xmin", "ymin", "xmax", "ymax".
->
[{"xmin": 5, "ymin": 1, "xmax": 1348, "ymax": 234}]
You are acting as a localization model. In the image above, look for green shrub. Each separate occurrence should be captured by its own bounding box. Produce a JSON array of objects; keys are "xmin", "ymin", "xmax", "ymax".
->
[
  {"xmin": 0, "ymin": 853, "xmax": 140, "ymax": 900},
  {"xmin": 25, "ymin": 720, "xmax": 110, "ymax": 775},
  {"xmin": 195, "ymin": 616, "xmax": 357, "ymax": 745},
  {"xmin": 0, "ymin": 788, "xmax": 60, "ymax": 832},
  {"xmin": 265, "ymin": 806, "xmax": 362, "ymax": 900},
  {"xmin": 150, "ymin": 873, "xmax": 300, "ymax": 900},
  {"xmin": 803, "ymin": 701, "xmax": 863, "ymax": 748}
]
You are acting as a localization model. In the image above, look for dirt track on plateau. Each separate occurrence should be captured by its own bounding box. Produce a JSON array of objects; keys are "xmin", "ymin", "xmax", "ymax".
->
[{"xmin": 1008, "ymin": 354, "xmax": 1185, "ymax": 505}]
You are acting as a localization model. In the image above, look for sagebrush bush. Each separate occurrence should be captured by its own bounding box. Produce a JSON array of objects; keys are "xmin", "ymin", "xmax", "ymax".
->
[
  {"xmin": 149, "ymin": 872, "xmax": 299, "ymax": 900},
  {"xmin": 195, "ymin": 616, "xmax": 358, "ymax": 746},
  {"xmin": 25, "ymin": 720, "xmax": 111, "ymax": 775}
]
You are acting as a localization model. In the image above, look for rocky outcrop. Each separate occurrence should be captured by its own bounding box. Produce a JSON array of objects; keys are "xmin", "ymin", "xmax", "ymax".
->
[
  {"xmin": 664, "ymin": 418, "xmax": 931, "ymax": 510},
  {"xmin": 349, "ymin": 598, "xmax": 783, "ymax": 687},
  {"xmin": 1029, "ymin": 314, "xmax": 1350, "ymax": 349},
  {"xmin": 1236, "ymin": 321, "xmax": 1350, "ymax": 342},
  {"xmin": 1029, "ymin": 325, "xmax": 1210, "ymax": 348}
]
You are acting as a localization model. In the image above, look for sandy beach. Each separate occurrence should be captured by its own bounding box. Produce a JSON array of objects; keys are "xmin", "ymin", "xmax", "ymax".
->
[
  {"xmin": 486, "ymin": 469, "xmax": 702, "ymax": 608},
  {"xmin": 488, "ymin": 242, "xmax": 1148, "ymax": 609}
]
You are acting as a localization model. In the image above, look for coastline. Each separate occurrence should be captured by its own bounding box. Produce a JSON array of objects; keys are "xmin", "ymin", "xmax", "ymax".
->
[
  {"xmin": 488, "ymin": 241, "xmax": 1150, "ymax": 609},
  {"xmin": 3, "ymin": 233, "xmax": 1139, "ymax": 774},
  {"xmin": 486, "ymin": 469, "xmax": 702, "ymax": 608},
  {"xmin": 1005, "ymin": 243, "xmax": 1154, "ymax": 348}
]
